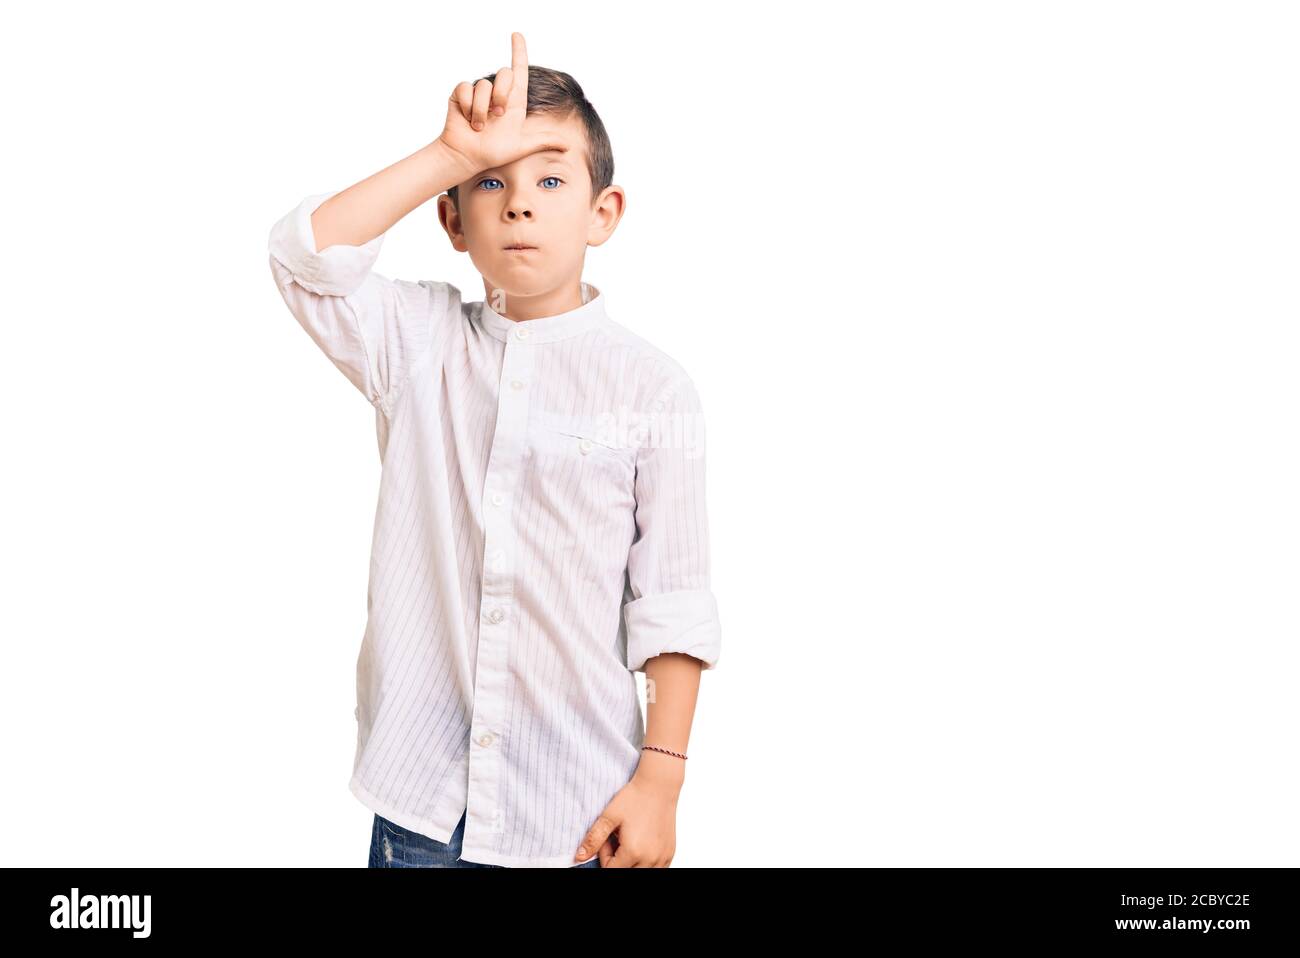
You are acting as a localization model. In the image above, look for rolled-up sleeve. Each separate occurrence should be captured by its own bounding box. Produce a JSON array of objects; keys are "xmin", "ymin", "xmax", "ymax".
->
[
  {"xmin": 267, "ymin": 190, "xmax": 443, "ymax": 415},
  {"xmin": 622, "ymin": 373, "xmax": 722, "ymax": 672}
]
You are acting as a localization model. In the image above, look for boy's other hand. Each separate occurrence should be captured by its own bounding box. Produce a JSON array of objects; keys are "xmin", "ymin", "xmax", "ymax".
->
[
  {"xmin": 437, "ymin": 32, "xmax": 560, "ymax": 180},
  {"xmin": 573, "ymin": 774, "xmax": 679, "ymax": 868}
]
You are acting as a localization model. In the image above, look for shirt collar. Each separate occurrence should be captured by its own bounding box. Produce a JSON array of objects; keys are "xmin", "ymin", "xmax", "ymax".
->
[{"xmin": 476, "ymin": 282, "xmax": 609, "ymax": 344}]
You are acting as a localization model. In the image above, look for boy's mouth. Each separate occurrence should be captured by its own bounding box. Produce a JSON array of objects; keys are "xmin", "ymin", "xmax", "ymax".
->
[{"xmin": 504, "ymin": 243, "xmax": 538, "ymax": 251}]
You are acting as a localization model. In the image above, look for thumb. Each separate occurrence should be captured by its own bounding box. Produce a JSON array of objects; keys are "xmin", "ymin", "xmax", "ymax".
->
[
  {"xmin": 575, "ymin": 811, "xmax": 618, "ymax": 863},
  {"xmin": 517, "ymin": 128, "xmax": 569, "ymax": 161}
]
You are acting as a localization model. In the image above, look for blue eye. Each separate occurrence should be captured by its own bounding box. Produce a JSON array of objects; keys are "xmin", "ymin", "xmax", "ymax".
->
[
  {"xmin": 478, "ymin": 177, "xmax": 503, "ymax": 191},
  {"xmin": 541, "ymin": 176, "xmax": 563, "ymax": 189}
]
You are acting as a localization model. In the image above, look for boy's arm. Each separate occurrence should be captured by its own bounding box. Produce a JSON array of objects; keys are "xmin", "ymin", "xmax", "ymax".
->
[
  {"xmin": 308, "ymin": 140, "xmax": 474, "ymax": 252},
  {"xmin": 574, "ymin": 374, "xmax": 720, "ymax": 866},
  {"xmin": 635, "ymin": 654, "xmax": 701, "ymax": 797},
  {"xmin": 266, "ymin": 142, "xmax": 476, "ymax": 414},
  {"xmin": 624, "ymin": 373, "xmax": 720, "ymax": 787},
  {"xmin": 622, "ymin": 373, "xmax": 722, "ymax": 675}
]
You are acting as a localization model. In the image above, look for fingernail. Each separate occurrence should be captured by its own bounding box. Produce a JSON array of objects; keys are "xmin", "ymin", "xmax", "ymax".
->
[{"xmin": 473, "ymin": 121, "xmax": 482, "ymax": 130}]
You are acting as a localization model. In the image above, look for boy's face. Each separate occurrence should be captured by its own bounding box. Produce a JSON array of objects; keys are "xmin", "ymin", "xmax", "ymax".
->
[{"xmin": 438, "ymin": 111, "xmax": 622, "ymax": 310}]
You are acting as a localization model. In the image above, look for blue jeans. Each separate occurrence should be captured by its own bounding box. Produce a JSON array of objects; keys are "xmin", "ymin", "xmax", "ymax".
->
[{"xmin": 368, "ymin": 810, "xmax": 602, "ymax": 868}]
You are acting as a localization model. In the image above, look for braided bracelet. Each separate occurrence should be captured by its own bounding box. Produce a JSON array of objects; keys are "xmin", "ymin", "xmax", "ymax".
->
[{"xmin": 642, "ymin": 744, "xmax": 688, "ymax": 760}]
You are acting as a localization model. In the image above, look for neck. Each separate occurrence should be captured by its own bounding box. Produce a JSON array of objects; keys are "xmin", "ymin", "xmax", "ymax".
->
[{"xmin": 482, "ymin": 280, "xmax": 585, "ymax": 322}]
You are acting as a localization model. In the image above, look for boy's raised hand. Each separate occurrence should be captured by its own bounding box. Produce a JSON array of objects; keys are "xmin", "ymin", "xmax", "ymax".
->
[{"xmin": 438, "ymin": 32, "xmax": 557, "ymax": 179}]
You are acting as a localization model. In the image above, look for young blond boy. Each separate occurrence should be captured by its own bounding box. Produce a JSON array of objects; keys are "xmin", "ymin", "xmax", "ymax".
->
[{"xmin": 267, "ymin": 33, "xmax": 720, "ymax": 868}]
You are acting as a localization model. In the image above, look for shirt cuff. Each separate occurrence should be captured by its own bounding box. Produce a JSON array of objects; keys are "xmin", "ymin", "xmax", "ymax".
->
[
  {"xmin": 267, "ymin": 190, "xmax": 385, "ymax": 297},
  {"xmin": 624, "ymin": 589, "xmax": 721, "ymax": 672}
]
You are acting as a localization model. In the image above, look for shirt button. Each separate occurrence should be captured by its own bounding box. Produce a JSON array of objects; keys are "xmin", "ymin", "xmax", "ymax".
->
[
  {"xmin": 653, "ymin": 400, "xmax": 666, "ymax": 413},
  {"xmin": 510, "ymin": 379, "xmax": 525, "ymax": 390},
  {"xmin": 490, "ymin": 492, "xmax": 504, "ymax": 507},
  {"xmin": 578, "ymin": 438, "xmax": 594, "ymax": 454},
  {"xmin": 486, "ymin": 607, "xmax": 505, "ymax": 624},
  {"xmin": 478, "ymin": 732, "xmax": 494, "ymax": 747},
  {"xmin": 515, "ymin": 327, "xmax": 531, "ymax": 339},
  {"xmin": 490, "ymin": 549, "xmax": 507, "ymax": 573}
]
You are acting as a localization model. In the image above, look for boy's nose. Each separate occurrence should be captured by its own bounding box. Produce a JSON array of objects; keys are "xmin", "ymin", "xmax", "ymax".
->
[{"xmin": 505, "ymin": 208, "xmax": 532, "ymax": 219}]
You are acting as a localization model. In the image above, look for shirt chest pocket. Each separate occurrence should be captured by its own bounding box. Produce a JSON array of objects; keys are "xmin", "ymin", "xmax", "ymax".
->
[{"xmin": 526, "ymin": 415, "xmax": 638, "ymax": 498}]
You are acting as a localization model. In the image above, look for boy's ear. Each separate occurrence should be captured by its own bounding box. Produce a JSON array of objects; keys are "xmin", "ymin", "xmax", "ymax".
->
[
  {"xmin": 587, "ymin": 184, "xmax": 626, "ymax": 249},
  {"xmin": 437, "ymin": 193, "xmax": 468, "ymax": 252}
]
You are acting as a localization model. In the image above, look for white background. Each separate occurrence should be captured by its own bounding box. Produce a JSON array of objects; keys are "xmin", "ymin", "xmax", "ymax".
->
[{"xmin": 2, "ymin": 1, "xmax": 1296, "ymax": 867}]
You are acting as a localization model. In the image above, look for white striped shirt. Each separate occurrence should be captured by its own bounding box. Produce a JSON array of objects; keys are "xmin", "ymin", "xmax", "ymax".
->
[{"xmin": 267, "ymin": 191, "xmax": 721, "ymax": 867}]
